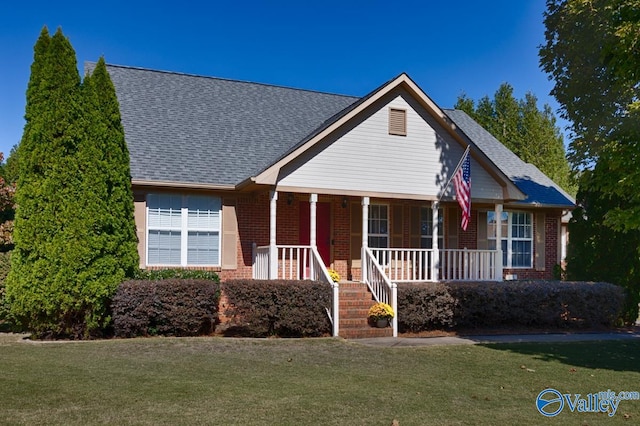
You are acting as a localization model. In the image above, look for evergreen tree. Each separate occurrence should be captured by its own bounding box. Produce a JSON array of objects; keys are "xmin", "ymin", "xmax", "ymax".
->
[
  {"xmin": 6, "ymin": 28, "xmax": 139, "ymax": 338},
  {"xmin": 455, "ymin": 83, "xmax": 575, "ymax": 195}
]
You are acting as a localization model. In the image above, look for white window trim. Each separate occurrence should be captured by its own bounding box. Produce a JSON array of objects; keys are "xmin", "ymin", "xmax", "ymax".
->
[
  {"xmin": 488, "ymin": 210, "xmax": 533, "ymax": 269},
  {"xmin": 368, "ymin": 203, "xmax": 389, "ymax": 248},
  {"xmin": 146, "ymin": 194, "xmax": 222, "ymax": 267}
]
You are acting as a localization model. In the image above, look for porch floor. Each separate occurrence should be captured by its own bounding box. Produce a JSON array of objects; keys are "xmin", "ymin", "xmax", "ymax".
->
[{"xmin": 338, "ymin": 282, "xmax": 393, "ymax": 339}]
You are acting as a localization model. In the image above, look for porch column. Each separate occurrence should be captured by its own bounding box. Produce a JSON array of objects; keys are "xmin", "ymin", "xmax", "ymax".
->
[
  {"xmin": 269, "ymin": 190, "xmax": 278, "ymax": 279},
  {"xmin": 431, "ymin": 201, "xmax": 439, "ymax": 282},
  {"xmin": 309, "ymin": 193, "xmax": 318, "ymax": 279},
  {"xmin": 309, "ymin": 194, "xmax": 318, "ymax": 248},
  {"xmin": 495, "ymin": 203, "xmax": 503, "ymax": 282},
  {"xmin": 361, "ymin": 196, "xmax": 370, "ymax": 280}
]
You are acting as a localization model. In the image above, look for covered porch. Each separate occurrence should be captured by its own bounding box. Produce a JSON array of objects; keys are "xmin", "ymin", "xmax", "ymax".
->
[{"xmin": 251, "ymin": 191, "xmax": 505, "ymax": 338}]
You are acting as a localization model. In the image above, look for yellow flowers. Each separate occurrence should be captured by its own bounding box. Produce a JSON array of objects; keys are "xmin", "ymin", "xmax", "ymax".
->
[
  {"xmin": 327, "ymin": 269, "xmax": 340, "ymax": 283},
  {"xmin": 368, "ymin": 302, "xmax": 394, "ymax": 320}
]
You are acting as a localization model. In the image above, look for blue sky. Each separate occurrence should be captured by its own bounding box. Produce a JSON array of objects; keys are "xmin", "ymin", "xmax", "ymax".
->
[{"xmin": 0, "ymin": 1, "xmax": 562, "ymax": 159}]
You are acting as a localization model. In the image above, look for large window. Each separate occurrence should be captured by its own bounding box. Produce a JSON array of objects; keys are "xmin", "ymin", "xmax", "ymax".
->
[
  {"xmin": 420, "ymin": 207, "xmax": 443, "ymax": 249},
  {"xmin": 487, "ymin": 211, "xmax": 532, "ymax": 268},
  {"xmin": 368, "ymin": 204, "xmax": 388, "ymax": 248},
  {"xmin": 147, "ymin": 194, "xmax": 221, "ymax": 266}
]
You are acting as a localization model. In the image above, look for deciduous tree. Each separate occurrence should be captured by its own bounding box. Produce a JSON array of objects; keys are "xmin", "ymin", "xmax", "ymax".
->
[{"xmin": 455, "ymin": 84, "xmax": 574, "ymax": 194}]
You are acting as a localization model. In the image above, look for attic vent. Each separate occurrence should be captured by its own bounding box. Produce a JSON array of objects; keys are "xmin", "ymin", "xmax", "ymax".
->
[{"xmin": 389, "ymin": 108, "xmax": 407, "ymax": 136}]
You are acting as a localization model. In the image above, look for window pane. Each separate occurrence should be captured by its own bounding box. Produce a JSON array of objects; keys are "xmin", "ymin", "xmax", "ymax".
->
[
  {"xmin": 187, "ymin": 231, "xmax": 219, "ymax": 265},
  {"xmin": 368, "ymin": 205, "xmax": 388, "ymax": 248},
  {"xmin": 511, "ymin": 240, "xmax": 532, "ymax": 267},
  {"xmin": 148, "ymin": 230, "xmax": 181, "ymax": 265},
  {"xmin": 368, "ymin": 236, "xmax": 388, "ymax": 249},
  {"xmin": 148, "ymin": 194, "xmax": 182, "ymax": 228},
  {"xmin": 187, "ymin": 196, "xmax": 221, "ymax": 229}
]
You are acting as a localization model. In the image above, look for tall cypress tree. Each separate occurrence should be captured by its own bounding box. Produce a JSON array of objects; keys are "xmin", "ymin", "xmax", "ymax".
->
[{"xmin": 6, "ymin": 29, "xmax": 139, "ymax": 338}]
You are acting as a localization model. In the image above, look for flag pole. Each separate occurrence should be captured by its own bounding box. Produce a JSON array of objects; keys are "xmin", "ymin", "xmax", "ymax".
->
[{"xmin": 437, "ymin": 145, "xmax": 470, "ymax": 203}]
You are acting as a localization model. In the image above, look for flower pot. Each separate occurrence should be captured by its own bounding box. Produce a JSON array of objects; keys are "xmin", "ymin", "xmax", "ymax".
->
[{"xmin": 375, "ymin": 318, "xmax": 390, "ymax": 328}]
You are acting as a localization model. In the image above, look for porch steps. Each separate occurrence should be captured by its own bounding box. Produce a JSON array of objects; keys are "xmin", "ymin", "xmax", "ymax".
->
[{"xmin": 338, "ymin": 282, "xmax": 393, "ymax": 339}]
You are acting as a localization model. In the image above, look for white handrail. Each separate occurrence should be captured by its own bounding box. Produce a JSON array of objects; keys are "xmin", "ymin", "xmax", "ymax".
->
[{"xmin": 363, "ymin": 247, "xmax": 397, "ymax": 337}]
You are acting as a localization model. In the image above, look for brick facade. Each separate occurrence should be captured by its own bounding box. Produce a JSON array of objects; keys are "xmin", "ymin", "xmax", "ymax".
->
[{"xmin": 137, "ymin": 189, "xmax": 560, "ymax": 281}]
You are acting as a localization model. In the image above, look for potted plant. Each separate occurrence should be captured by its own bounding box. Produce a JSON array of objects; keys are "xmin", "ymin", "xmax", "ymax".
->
[
  {"xmin": 368, "ymin": 302, "xmax": 394, "ymax": 328},
  {"xmin": 327, "ymin": 268, "xmax": 340, "ymax": 283}
]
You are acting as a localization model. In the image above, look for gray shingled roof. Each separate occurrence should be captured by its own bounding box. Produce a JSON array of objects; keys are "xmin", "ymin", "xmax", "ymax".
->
[
  {"xmin": 97, "ymin": 63, "xmax": 573, "ymax": 208},
  {"xmin": 443, "ymin": 109, "xmax": 575, "ymax": 207},
  {"xmin": 95, "ymin": 63, "xmax": 359, "ymax": 186}
]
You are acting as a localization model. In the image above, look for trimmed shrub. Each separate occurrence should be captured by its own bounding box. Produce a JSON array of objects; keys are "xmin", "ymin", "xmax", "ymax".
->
[
  {"xmin": 134, "ymin": 268, "xmax": 220, "ymax": 282},
  {"xmin": 397, "ymin": 282, "xmax": 456, "ymax": 332},
  {"xmin": 446, "ymin": 280, "xmax": 625, "ymax": 329},
  {"xmin": 222, "ymin": 279, "xmax": 332, "ymax": 337},
  {"xmin": 395, "ymin": 280, "xmax": 625, "ymax": 332},
  {"xmin": 112, "ymin": 279, "xmax": 220, "ymax": 338}
]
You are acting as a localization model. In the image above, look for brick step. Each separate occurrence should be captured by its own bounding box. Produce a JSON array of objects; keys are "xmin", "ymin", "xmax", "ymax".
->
[
  {"xmin": 339, "ymin": 327, "xmax": 393, "ymax": 339},
  {"xmin": 339, "ymin": 308, "xmax": 372, "ymax": 318},
  {"xmin": 339, "ymin": 318, "xmax": 372, "ymax": 327},
  {"xmin": 338, "ymin": 281, "xmax": 368, "ymax": 289},
  {"xmin": 339, "ymin": 292, "xmax": 374, "ymax": 300},
  {"xmin": 339, "ymin": 299, "xmax": 376, "ymax": 308}
]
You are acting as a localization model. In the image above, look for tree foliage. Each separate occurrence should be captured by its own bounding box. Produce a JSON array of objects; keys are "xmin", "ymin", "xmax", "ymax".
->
[
  {"xmin": 540, "ymin": 0, "xmax": 640, "ymax": 168},
  {"xmin": 5, "ymin": 28, "xmax": 139, "ymax": 338},
  {"xmin": 455, "ymin": 83, "xmax": 574, "ymax": 194},
  {"xmin": 542, "ymin": 1, "xmax": 640, "ymax": 320}
]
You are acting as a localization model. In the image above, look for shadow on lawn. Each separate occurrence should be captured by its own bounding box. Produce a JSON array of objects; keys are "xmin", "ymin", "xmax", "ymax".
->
[{"xmin": 480, "ymin": 338, "xmax": 640, "ymax": 373}]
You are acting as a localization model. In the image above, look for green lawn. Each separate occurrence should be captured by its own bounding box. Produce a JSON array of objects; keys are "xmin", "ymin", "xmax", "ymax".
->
[{"xmin": 0, "ymin": 334, "xmax": 639, "ymax": 425}]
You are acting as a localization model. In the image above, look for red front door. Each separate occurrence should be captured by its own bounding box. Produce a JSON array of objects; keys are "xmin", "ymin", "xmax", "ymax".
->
[{"xmin": 299, "ymin": 201, "xmax": 331, "ymax": 265}]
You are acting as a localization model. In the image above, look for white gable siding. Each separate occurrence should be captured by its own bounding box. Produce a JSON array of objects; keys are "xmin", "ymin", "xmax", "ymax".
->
[{"xmin": 278, "ymin": 93, "xmax": 503, "ymax": 200}]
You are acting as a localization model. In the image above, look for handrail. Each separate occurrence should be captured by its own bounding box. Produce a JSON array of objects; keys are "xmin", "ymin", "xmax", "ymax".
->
[
  {"xmin": 310, "ymin": 247, "xmax": 339, "ymax": 337},
  {"xmin": 363, "ymin": 247, "xmax": 397, "ymax": 337}
]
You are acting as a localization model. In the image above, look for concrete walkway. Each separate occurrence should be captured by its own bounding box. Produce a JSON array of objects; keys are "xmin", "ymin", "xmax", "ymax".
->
[{"xmin": 351, "ymin": 330, "xmax": 640, "ymax": 347}]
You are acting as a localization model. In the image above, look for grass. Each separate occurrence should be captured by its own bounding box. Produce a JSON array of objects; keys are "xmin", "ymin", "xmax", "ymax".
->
[{"xmin": 0, "ymin": 334, "xmax": 639, "ymax": 425}]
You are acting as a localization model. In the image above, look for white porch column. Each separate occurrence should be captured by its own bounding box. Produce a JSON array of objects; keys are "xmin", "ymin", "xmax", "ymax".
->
[
  {"xmin": 269, "ymin": 190, "xmax": 278, "ymax": 279},
  {"xmin": 495, "ymin": 203, "xmax": 504, "ymax": 282},
  {"xmin": 309, "ymin": 194, "xmax": 318, "ymax": 248},
  {"xmin": 431, "ymin": 201, "xmax": 440, "ymax": 282},
  {"xmin": 361, "ymin": 196, "xmax": 370, "ymax": 281},
  {"xmin": 309, "ymin": 193, "xmax": 318, "ymax": 279}
]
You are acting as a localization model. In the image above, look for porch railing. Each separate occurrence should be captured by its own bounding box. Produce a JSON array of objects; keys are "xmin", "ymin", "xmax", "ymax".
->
[
  {"xmin": 363, "ymin": 247, "xmax": 398, "ymax": 337},
  {"xmin": 440, "ymin": 249, "xmax": 499, "ymax": 281},
  {"xmin": 252, "ymin": 244, "xmax": 339, "ymax": 337},
  {"xmin": 370, "ymin": 248, "xmax": 500, "ymax": 282}
]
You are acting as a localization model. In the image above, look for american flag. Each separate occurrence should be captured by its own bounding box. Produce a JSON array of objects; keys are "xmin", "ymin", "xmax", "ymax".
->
[{"xmin": 453, "ymin": 150, "xmax": 471, "ymax": 230}]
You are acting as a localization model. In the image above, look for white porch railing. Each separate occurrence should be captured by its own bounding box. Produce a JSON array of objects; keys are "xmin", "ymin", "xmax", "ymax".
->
[
  {"xmin": 252, "ymin": 244, "xmax": 339, "ymax": 337},
  {"xmin": 440, "ymin": 249, "xmax": 500, "ymax": 281},
  {"xmin": 363, "ymin": 247, "xmax": 398, "ymax": 337},
  {"xmin": 370, "ymin": 248, "xmax": 500, "ymax": 282}
]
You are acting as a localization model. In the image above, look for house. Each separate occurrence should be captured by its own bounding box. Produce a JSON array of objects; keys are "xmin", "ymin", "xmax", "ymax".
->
[{"xmin": 96, "ymin": 63, "xmax": 575, "ymax": 337}]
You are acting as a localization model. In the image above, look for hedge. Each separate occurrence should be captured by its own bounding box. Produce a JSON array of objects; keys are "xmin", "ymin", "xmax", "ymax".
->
[
  {"xmin": 222, "ymin": 279, "xmax": 332, "ymax": 337},
  {"xmin": 397, "ymin": 281, "xmax": 625, "ymax": 332},
  {"xmin": 396, "ymin": 282, "xmax": 456, "ymax": 332},
  {"xmin": 112, "ymin": 279, "xmax": 220, "ymax": 337}
]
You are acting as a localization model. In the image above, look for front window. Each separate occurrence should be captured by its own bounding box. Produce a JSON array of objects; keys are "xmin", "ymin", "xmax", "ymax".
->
[
  {"xmin": 147, "ymin": 194, "xmax": 221, "ymax": 266},
  {"xmin": 420, "ymin": 207, "xmax": 443, "ymax": 249},
  {"xmin": 487, "ymin": 211, "xmax": 532, "ymax": 268},
  {"xmin": 368, "ymin": 204, "xmax": 388, "ymax": 248}
]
